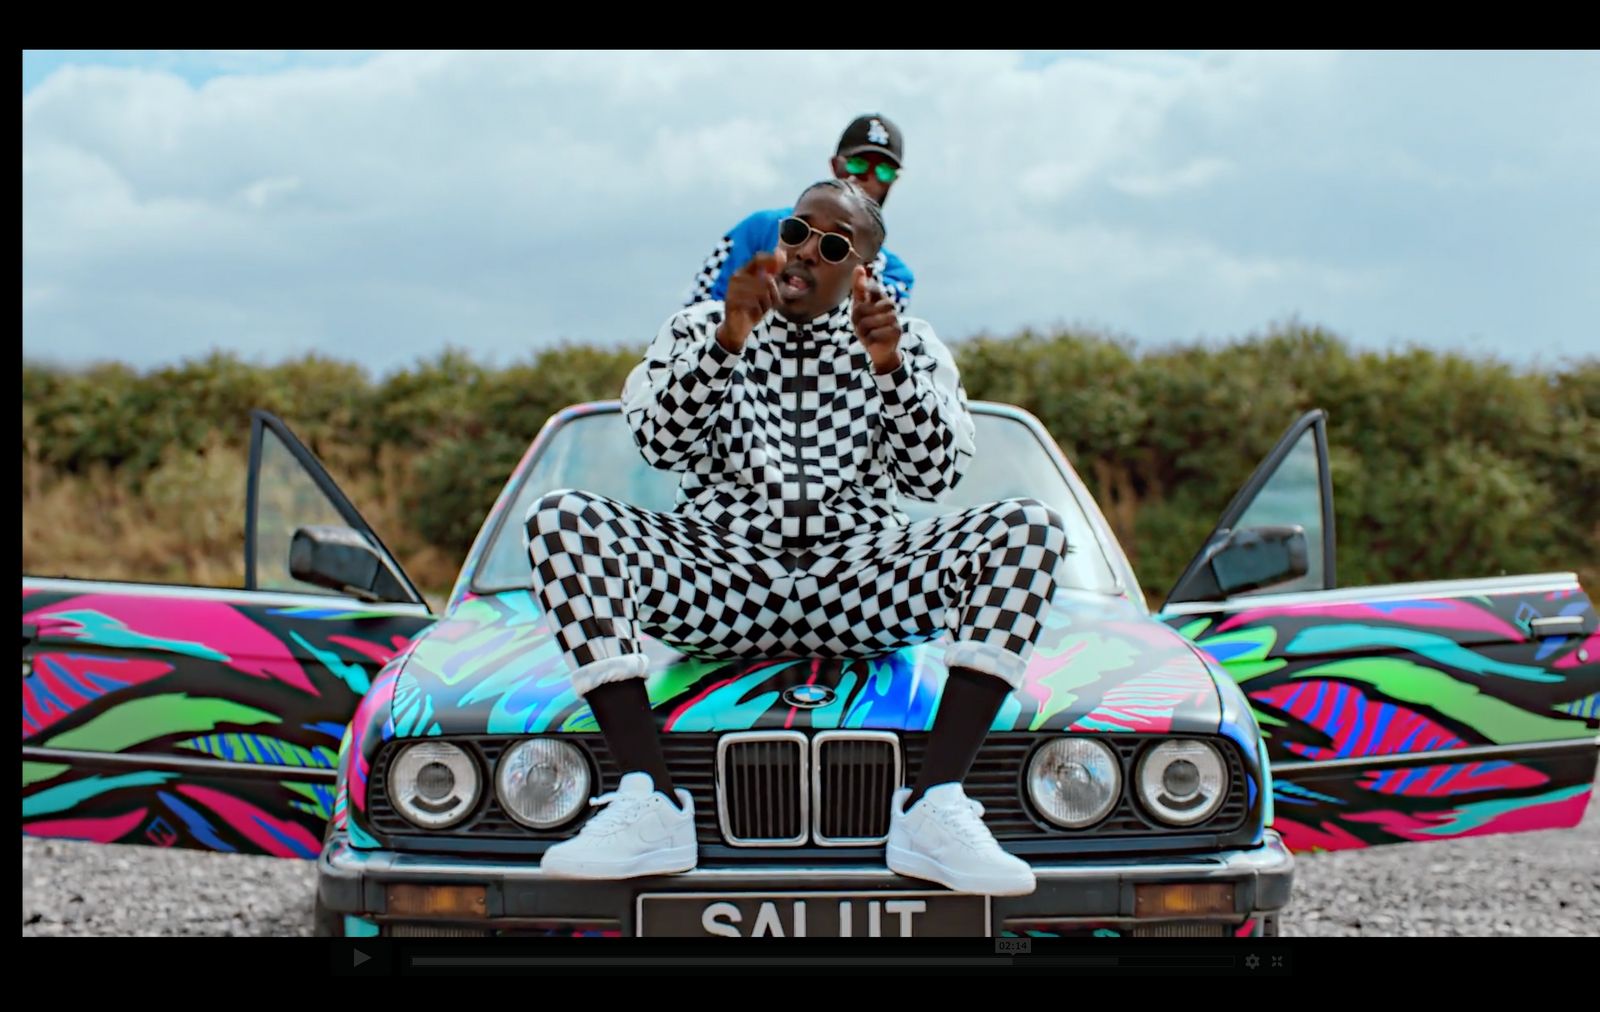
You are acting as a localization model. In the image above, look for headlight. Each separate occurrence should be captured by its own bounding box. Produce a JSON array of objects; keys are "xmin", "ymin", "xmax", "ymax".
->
[
  {"xmin": 1027, "ymin": 738, "xmax": 1121, "ymax": 828},
  {"xmin": 496, "ymin": 738, "xmax": 591, "ymax": 829},
  {"xmin": 1137, "ymin": 740, "xmax": 1226, "ymax": 826},
  {"xmin": 390, "ymin": 742, "xmax": 480, "ymax": 829}
]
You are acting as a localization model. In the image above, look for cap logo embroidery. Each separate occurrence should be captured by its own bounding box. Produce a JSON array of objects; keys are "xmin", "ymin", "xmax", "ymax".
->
[{"xmin": 867, "ymin": 119, "xmax": 890, "ymax": 145}]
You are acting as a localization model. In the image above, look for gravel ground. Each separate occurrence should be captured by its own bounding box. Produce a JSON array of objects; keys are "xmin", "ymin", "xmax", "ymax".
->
[{"xmin": 23, "ymin": 778, "xmax": 1599, "ymax": 937}]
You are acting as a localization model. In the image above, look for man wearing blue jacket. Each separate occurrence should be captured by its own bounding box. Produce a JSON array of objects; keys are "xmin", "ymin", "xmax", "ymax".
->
[{"xmin": 686, "ymin": 113, "xmax": 915, "ymax": 313}]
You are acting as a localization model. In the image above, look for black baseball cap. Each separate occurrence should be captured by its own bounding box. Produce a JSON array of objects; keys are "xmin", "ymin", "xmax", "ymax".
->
[{"xmin": 836, "ymin": 114, "xmax": 904, "ymax": 166}]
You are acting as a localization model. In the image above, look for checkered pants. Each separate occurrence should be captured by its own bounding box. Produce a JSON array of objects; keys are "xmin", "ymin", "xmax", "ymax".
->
[{"xmin": 524, "ymin": 489, "xmax": 1069, "ymax": 695}]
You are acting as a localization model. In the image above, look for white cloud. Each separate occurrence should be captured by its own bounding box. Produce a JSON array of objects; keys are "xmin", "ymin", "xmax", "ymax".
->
[
  {"xmin": 1109, "ymin": 157, "xmax": 1233, "ymax": 197},
  {"xmin": 241, "ymin": 175, "xmax": 302, "ymax": 209},
  {"xmin": 21, "ymin": 49, "xmax": 1600, "ymax": 372}
]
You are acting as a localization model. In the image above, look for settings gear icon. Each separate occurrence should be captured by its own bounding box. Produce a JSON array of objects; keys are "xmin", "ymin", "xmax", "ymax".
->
[{"xmin": 1245, "ymin": 954, "xmax": 1261, "ymax": 970}]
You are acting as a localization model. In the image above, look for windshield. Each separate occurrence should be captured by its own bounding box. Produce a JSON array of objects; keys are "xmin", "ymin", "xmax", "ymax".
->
[{"xmin": 473, "ymin": 409, "xmax": 1120, "ymax": 594}]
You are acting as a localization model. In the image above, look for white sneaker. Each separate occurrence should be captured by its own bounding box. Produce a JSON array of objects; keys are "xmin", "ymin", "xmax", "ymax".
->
[
  {"xmin": 886, "ymin": 783, "xmax": 1037, "ymax": 896},
  {"xmin": 539, "ymin": 772, "xmax": 697, "ymax": 879}
]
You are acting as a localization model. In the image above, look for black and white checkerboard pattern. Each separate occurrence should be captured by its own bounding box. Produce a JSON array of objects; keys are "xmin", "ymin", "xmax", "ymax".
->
[
  {"xmin": 525, "ymin": 489, "xmax": 1069, "ymax": 693},
  {"xmin": 622, "ymin": 300, "xmax": 977, "ymax": 551},
  {"xmin": 867, "ymin": 250, "xmax": 909, "ymax": 314},
  {"xmin": 685, "ymin": 236, "xmax": 734, "ymax": 306}
]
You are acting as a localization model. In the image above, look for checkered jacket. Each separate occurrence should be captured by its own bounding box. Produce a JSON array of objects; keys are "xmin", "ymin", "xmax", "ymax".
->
[{"xmin": 622, "ymin": 300, "xmax": 977, "ymax": 549}]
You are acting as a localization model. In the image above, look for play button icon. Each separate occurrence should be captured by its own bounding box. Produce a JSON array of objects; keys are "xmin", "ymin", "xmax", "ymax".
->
[{"xmin": 334, "ymin": 941, "xmax": 387, "ymax": 976}]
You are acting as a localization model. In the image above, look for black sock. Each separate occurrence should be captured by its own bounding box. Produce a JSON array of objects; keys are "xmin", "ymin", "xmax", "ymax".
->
[
  {"xmin": 907, "ymin": 665, "xmax": 1011, "ymax": 807},
  {"xmin": 585, "ymin": 678, "xmax": 679, "ymax": 807}
]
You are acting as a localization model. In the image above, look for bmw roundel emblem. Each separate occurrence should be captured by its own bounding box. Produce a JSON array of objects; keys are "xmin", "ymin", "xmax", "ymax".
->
[{"xmin": 782, "ymin": 684, "xmax": 836, "ymax": 709}]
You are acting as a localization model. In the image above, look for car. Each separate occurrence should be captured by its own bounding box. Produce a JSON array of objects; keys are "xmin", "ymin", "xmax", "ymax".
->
[{"xmin": 22, "ymin": 402, "xmax": 1599, "ymax": 938}]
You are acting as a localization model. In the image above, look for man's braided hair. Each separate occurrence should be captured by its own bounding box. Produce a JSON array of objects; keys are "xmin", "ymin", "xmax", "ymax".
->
[{"xmin": 798, "ymin": 178, "xmax": 885, "ymax": 258}]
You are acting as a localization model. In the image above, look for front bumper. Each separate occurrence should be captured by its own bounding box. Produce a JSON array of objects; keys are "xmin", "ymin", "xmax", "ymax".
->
[{"xmin": 318, "ymin": 830, "xmax": 1294, "ymax": 937}]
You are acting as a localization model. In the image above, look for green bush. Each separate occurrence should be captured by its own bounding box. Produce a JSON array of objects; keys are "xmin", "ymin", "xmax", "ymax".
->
[{"xmin": 21, "ymin": 326, "xmax": 1599, "ymax": 601}]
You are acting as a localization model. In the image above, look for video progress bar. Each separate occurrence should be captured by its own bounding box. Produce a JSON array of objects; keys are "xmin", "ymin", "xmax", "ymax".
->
[{"xmin": 409, "ymin": 956, "xmax": 1238, "ymax": 969}]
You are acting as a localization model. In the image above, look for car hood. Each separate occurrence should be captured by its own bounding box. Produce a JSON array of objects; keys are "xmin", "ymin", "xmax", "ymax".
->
[{"xmin": 384, "ymin": 590, "xmax": 1225, "ymax": 737}]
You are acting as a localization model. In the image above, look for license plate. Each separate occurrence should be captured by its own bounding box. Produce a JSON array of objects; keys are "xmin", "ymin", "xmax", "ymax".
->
[{"xmin": 636, "ymin": 891, "xmax": 991, "ymax": 937}]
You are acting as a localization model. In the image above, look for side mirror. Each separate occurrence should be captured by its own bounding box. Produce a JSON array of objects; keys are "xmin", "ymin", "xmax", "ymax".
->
[
  {"xmin": 1209, "ymin": 525, "xmax": 1310, "ymax": 596},
  {"xmin": 289, "ymin": 525, "xmax": 410, "ymax": 603}
]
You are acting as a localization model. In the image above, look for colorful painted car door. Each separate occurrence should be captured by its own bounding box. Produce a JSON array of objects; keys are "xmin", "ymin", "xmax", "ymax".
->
[
  {"xmin": 22, "ymin": 410, "xmax": 436, "ymax": 858},
  {"xmin": 1159, "ymin": 410, "xmax": 1599, "ymax": 853}
]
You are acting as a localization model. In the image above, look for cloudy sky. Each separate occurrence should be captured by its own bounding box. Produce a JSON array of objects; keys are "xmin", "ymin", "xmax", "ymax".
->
[{"xmin": 22, "ymin": 50, "xmax": 1600, "ymax": 374}]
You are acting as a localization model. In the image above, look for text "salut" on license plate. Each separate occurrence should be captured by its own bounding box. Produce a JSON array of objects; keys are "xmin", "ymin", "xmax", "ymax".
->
[{"xmin": 636, "ymin": 892, "xmax": 990, "ymax": 937}]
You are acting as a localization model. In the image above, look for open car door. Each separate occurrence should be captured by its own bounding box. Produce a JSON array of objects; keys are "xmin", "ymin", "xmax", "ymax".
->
[
  {"xmin": 1160, "ymin": 409, "xmax": 1599, "ymax": 852},
  {"xmin": 23, "ymin": 411, "xmax": 436, "ymax": 858}
]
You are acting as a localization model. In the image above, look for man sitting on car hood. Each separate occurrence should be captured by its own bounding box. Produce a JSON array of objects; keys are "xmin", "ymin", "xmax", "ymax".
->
[{"xmin": 523, "ymin": 178, "xmax": 1069, "ymax": 897}]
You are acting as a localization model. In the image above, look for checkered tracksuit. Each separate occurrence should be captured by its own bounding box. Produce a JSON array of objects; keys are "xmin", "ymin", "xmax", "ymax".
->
[{"xmin": 524, "ymin": 300, "xmax": 1069, "ymax": 697}]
